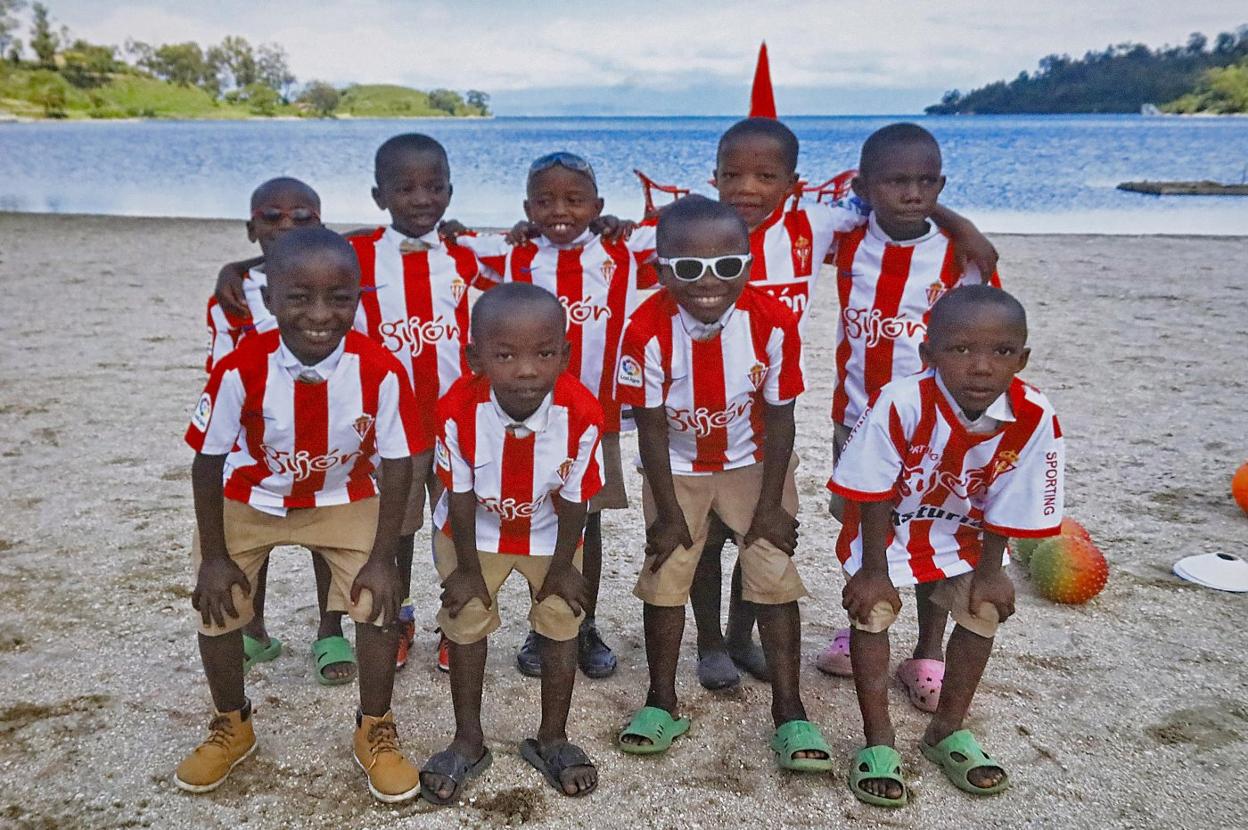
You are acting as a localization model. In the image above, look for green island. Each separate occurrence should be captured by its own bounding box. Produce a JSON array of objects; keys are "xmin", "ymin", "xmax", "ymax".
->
[
  {"xmin": 0, "ymin": 2, "xmax": 489, "ymax": 120},
  {"xmin": 928, "ymin": 24, "xmax": 1248, "ymax": 115}
]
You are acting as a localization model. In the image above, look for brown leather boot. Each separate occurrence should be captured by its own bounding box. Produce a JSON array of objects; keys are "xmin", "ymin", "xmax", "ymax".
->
[
  {"xmin": 353, "ymin": 710, "xmax": 420, "ymax": 802},
  {"xmin": 174, "ymin": 699, "xmax": 257, "ymax": 793}
]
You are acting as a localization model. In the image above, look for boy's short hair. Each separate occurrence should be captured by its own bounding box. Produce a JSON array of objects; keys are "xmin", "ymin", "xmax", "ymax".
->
[
  {"xmin": 859, "ymin": 123, "xmax": 941, "ymax": 176},
  {"xmin": 655, "ymin": 194, "xmax": 749, "ymax": 254},
  {"xmin": 717, "ymin": 117, "xmax": 799, "ymax": 173},
  {"xmin": 265, "ymin": 227, "xmax": 360, "ymax": 284},
  {"xmin": 471, "ymin": 282, "xmax": 564, "ymax": 341},
  {"xmin": 250, "ymin": 177, "xmax": 320, "ymax": 211},
  {"xmin": 375, "ymin": 133, "xmax": 449, "ymax": 179},
  {"xmin": 927, "ymin": 284, "xmax": 1026, "ymax": 343},
  {"xmin": 527, "ymin": 151, "xmax": 597, "ymax": 192}
]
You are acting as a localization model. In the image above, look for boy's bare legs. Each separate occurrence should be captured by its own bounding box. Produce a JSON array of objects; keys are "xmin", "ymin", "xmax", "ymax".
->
[
  {"xmin": 620, "ymin": 603, "xmax": 684, "ymax": 745},
  {"xmin": 577, "ymin": 512, "xmax": 616, "ymax": 676},
  {"xmin": 913, "ymin": 582, "xmax": 949, "ymax": 661},
  {"xmin": 922, "ymin": 626, "xmax": 1004, "ymax": 789},
  {"xmin": 241, "ymin": 560, "xmax": 271, "ymax": 647},
  {"xmin": 724, "ymin": 561, "xmax": 767, "ymax": 679},
  {"xmin": 690, "ymin": 516, "xmax": 767, "ymax": 684},
  {"xmin": 199, "ymin": 631, "xmax": 247, "ymax": 713},
  {"xmin": 422, "ymin": 639, "xmax": 489, "ymax": 801},
  {"xmin": 355, "ymin": 622, "xmax": 400, "ymax": 716},
  {"xmin": 850, "ymin": 628, "xmax": 902, "ymax": 800},
  {"xmin": 535, "ymin": 635, "xmax": 596, "ymax": 795},
  {"xmin": 311, "ymin": 552, "xmax": 353, "ymax": 680},
  {"xmin": 755, "ymin": 602, "xmax": 823, "ymax": 760}
]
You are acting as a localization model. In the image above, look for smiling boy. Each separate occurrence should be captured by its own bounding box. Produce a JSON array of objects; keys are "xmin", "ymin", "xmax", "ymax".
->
[
  {"xmin": 830, "ymin": 285, "xmax": 1064, "ymax": 807},
  {"xmin": 178, "ymin": 228, "xmax": 430, "ymax": 802},
  {"xmin": 421, "ymin": 283, "xmax": 604, "ymax": 803},
  {"xmin": 613, "ymin": 196, "xmax": 832, "ymax": 772}
]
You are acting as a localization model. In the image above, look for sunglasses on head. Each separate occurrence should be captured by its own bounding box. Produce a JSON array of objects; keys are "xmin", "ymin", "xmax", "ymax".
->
[
  {"xmin": 251, "ymin": 207, "xmax": 320, "ymax": 225},
  {"xmin": 528, "ymin": 151, "xmax": 597, "ymax": 185},
  {"xmin": 656, "ymin": 254, "xmax": 752, "ymax": 282}
]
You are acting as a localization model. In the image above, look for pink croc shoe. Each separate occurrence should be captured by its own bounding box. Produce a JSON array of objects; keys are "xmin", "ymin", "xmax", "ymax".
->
[
  {"xmin": 814, "ymin": 629, "xmax": 854, "ymax": 677},
  {"xmin": 896, "ymin": 658, "xmax": 944, "ymax": 713}
]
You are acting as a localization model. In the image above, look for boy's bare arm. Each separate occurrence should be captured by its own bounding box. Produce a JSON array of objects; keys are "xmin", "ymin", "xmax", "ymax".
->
[
  {"xmin": 744, "ymin": 401, "xmax": 799, "ymax": 555},
  {"xmin": 535, "ymin": 495, "xmax": 591, "ymax": 615},
  {"xmin": 633, "ymin": 406, "xmax": 692, "ymax": 572},
  {"xmin": 349, "ymin": 454, "xmax": 413, "ymax": 626},
  {"xmin": 841, "ymin": 499, "xmax": 902, "ymax": 624},
  {"xmin": 190, "ymin": 453, "xmax": 250, "ymax": 629},
  {"xmin": 214, "ymin": 256, "xmax": 265, "ymax": 317},
  {"xmin": 441, "ymin": 489, "xmax": 492, "ymax": 615},
  {"xmin": 929, "ymin": 205, "xmax": 999, "ymax": 277},
  {"xmin": 969, "ymin": 531, "xmax": 1015, "ymax": 622}
]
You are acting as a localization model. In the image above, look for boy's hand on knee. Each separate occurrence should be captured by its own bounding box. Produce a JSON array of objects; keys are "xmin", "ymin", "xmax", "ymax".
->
[
  {"xmin": 644, "ymin": 514, "xmax": 693, "ymax": 573},
  {"xmin": 590, "ymin": 215, "xmax": 636, "ymax": 243},
  {"xmin": 440, "ymin": 568, "xmax": 491, "ymax": 617},
  {"xmin": 969, "ymin": 569, "xmax": 1015, "ymax": 622},
  {"xmin": 744, "ymin": 508, "xmax": 799, "ymax": 556},
  {"xmin": 192, "ymin": 558, "xmax": 251, "ymax": 629},
  {"xmin": 351, "ymin": 557, "xmax": 402, "ymax": 625},
  {"xmin": 535, "ymin": 563, "xmax": 588, "ymax": 617},
  {"xmin": 505, "ymin": 220, "xmax": 541, "ymax": 245},
  {"xmin": 842, "ymin": 569, "xmax": 901, "ymax": 626}
]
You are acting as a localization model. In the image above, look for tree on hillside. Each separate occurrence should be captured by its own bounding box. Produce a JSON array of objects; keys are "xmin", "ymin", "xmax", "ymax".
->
[
  {"xmin": 146, "ymin": 42, "xmax": 212, "ymax": 89},
  {"xmin": 0, "ymin": 0, "xmax": 25, "ymax": 59},
  {"xmin": 466, "ymin": 89, "xmax": 489, "ymax": 114},
  {"xmin": 428, "ymin": 87, "xmax": 463, "ymax": 114},
  {"xmin": 207, "ymin": 35, "xmax": 256, "ymax": 91},
  {"xmin": 29, "ymin": 1, "xmax": 56, "ymax": 68},
  {"xmin": 298, "ymin": 80, "xmax": 339, "ymax": 116},
  {"xmin": 61, "ymin": 38, "xmax": 119, "ymax": 87},
  {"xmin": 256, "ymin": 43, "xmax": 295, "ymax": 99}
]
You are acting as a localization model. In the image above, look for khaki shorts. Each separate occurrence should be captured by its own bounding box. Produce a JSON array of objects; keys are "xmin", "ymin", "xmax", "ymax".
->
[
  {"xmin": 827, "ymin": 421, "xmax": 854, "ymax": 522},
  {"xmin": 431, "ymin": 531, "xmax": 584, "ymax": 645},
  {"xmin": 635, "ymin": 456, "xmax": 807, "ymax": 607},
  {"xmin": 377, "ymin": 458, "xmax": 441, "ymax": 536},
  {"xmin": 191, "ymin": 498, "xmax": 382, "ymax": 636},
  {"xmin": 588, "ymin": 431, "xmax": 628, "ymax": 512},
  {"xmin": 849, "ymin": 572, "xmax": 1002, "ymax": 638}
]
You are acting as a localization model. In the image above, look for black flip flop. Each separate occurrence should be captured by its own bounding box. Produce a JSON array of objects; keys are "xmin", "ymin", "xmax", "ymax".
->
[
  {"xmin": 519, "ymin": 739, "xmax": 597, "ymax": 798},
  {"xmin": 418, "ymin": 747, "xmax": 492, "ymax": 806}
]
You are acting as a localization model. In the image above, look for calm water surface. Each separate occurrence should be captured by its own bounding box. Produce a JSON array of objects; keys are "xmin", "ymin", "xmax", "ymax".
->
[{"xmin": 2, "ymin": 115, "xmax": 1246, "ymax": 234}]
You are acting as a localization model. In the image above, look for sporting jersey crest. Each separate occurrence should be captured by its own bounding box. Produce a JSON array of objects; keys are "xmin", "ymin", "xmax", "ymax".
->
[
  {"xmin": 748, "ymin": 360, "xmax": 768, "ymax": 390},
  {"xmin": 557, "ymin": 457, "xmax": 575, "ymax": 481},
  {"xmin": 794, "ymin": 235, "xmax": 812, "ymax": 272},
  {"xmin": 450, "ymin": 276, "xmax": 468, "ymax": 305},
  {"xmin": 352, "ymin": 414, "xmax": 375, "ymax": 441},
  {"xmin": 926, "ymin": 280, "xmax": 947, "ymax": 306},
  {"xmin": 601, "ymin": 257, "xmax": 618, "ymax": 284}
]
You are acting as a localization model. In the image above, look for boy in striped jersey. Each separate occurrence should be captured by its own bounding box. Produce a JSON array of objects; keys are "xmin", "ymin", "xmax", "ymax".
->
[
  {"xmin": 422, "ymin": 284, "xmax": 603, "ymax": 802},
  {"xmin": 178, "ymin": 228, "xmax": 430, "ymax": 802},
  {"xmin": 816, "ymin": 124, "xmax": 1000, "ymax": 707},
  {"xmin": 831, "ymin": 285, "xmax": 1064, "ymax": 806},
  {"xmin": 614, "ymin": 196, "xmax": 833, "ymax": 771},
  {"xmin": 691, "ymin": 118, "xmax": 1000, "ymax": 692},
  {"xmin": 465, "ymin": 152, "xmax": 657, "ymax": 680}
]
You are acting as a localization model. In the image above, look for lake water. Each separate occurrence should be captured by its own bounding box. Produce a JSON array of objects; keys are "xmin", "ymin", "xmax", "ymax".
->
[{"xmin": 2, "ymin": 115, "xmax": 1246, "ymax": 234}]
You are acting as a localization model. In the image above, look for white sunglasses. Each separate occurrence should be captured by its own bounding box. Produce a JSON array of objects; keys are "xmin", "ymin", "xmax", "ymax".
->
[{"xmin": 656, "ymin": 254, "xmax": 752, "ymax": 282}]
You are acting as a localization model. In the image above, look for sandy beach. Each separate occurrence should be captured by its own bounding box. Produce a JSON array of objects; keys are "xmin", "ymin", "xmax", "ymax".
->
[{"xmin": 1, "ymin": 212, "xmax": 1245, "ymax": 829}]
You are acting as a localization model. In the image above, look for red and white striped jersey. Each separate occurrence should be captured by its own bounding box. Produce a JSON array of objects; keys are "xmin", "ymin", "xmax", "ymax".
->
[
  {"xmin": 433, "ymin": 373, "xmax": 604, "ymax": 556},
  {"xmin": 746, "ymin": 197, "xmax": 867, "ymax": 328},
  {"xmin": 614, "ymin": 285, "xmax": 805, "ymax": 474},
  {"xmin": 186, "ymin": 330, "xmax": 429, "ymax": 516},
  {"xmin": 350, "ymin": 227, "xmax": 482, "ymax": 430},
  {"xmin": 829, "ymin": 368, "xmax": 1064, "ymax": 587},
  {"xmin": 204, "ymin": 268, "xmax": 276, "ymax": 374},
  {"xmin": 465, "ymin": 229, "xmax": 657, "ymax": 431}
]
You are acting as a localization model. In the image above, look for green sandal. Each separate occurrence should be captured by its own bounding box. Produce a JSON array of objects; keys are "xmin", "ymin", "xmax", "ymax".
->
[
  {"xmin": 312, "ymin": 635, "xmax": 357, "ymax": 687},
  {"xmin": 771, "ymin": 720, "xmax": 834, "ymax": 772},
  {"xmin": 849, "ymin": 745, "xmax": 908, "ymax": 808},
  {"xmin": 920, "ymin": 729, "xmax": 1009, "ymax": 796},
  {"xmin": 242, "ymin": 633, "xmax": 282, "ymax": 672},
  {"xmin": 617, "ymin": 706, "xmax": 690, "ymax": 755}
]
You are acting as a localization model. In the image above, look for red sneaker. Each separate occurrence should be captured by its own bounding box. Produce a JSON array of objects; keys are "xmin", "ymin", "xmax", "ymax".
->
[
  {"xmin": 395, "ymin": 619, "xmax": 415, "ymax": 671},
  {"xmin": 436, "ymin": 631, "xmax": 450, "ymax": 673}
]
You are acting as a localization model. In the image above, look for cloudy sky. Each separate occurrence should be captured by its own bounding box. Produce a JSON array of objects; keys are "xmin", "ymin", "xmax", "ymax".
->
[{"xmin": 27, "ymin": 1, "xmax": 1245, "ymax": 114}]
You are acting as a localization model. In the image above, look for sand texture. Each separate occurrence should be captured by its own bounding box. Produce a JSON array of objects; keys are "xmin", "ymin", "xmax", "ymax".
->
[{"xmin": 1, "ymin": 213, "xmax": 1246, "ymax": 829}]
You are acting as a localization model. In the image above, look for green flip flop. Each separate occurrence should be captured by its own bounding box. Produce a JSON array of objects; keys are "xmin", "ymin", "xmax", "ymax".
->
[
  {"xmin": 920, "ymin": 729, "xmax": 1009, "ymax": 796},
  {"xmin": 771, "ymin": 719, "xmax": 834, "ymax": 772},
  {"xmin": 241, "ymin": 633, "xmax": 282, "ymax": 672},
  {"xmin": 312, "ymin": 635, "xmax": 358, "ymax": 687},
  {"xmin": 849, "ymin": 745, "xmax": 908, "ymax": 808},
  {"xmin": 617, "ymin": 706, "xmax": 690, "ymax": 755}
]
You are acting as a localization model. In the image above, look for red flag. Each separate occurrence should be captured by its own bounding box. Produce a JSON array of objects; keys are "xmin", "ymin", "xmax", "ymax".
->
[{"xmin": 749, "ymin": 42, "xmax": 777, "ymax": 118}]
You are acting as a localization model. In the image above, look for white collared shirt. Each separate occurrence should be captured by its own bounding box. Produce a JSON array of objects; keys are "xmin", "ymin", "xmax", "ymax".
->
[
  {"xmin": 489, "ymin": 388, "xmax": 553, "ymax": 439},
  {"xmin": 934, "ymin": 370, "xmax": 1015, "ymax": 434},
  {"xmin": 676, "ymin": 304, "xmax": 735, "ymax": 342},
  {"xmin": 276, "ymin": 337, "xmax": 346, "ymax": 384}
]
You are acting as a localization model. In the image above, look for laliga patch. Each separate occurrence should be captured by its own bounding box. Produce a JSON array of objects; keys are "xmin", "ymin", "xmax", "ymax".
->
[
  {"xmin": 191, "ymin": 393, "xmax": 213, "ymax": 431},
  {"xmin": 617, "ymin": 355, "xmax": 643, "ymax": 388},
  {"xmin": 434, "ymin": 437, "xmax": 451, "ymax": 470}
]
